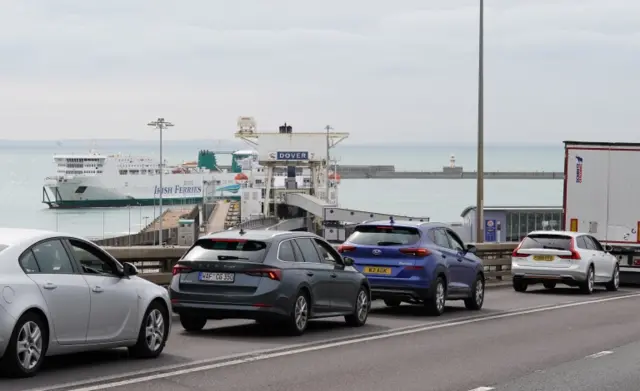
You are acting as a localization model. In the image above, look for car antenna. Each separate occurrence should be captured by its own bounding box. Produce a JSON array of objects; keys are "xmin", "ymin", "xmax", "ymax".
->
[
  {"xmin": 239, "ymin": 227, "xmax": 246, "ymax": 235},
  {"xmin": 389, "ymin": 216, "xmax": 394, "ymax": 224}
]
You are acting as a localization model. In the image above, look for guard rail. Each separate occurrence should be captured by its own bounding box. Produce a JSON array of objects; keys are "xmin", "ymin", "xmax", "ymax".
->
[{"xmin": 103, "ymin": 242, "xmax": 517, "ymax": 286}]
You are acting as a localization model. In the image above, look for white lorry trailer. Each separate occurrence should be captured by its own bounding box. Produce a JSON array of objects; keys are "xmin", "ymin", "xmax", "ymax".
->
[{"xmin": 563, "ymin": 141, "xmax": 640, "ymax": 281}]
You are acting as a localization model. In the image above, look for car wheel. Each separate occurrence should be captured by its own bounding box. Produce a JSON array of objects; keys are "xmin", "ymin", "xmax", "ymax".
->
[
  {"xmin": 580, "ymin": 265, "xmax": 595, "ymax": 294},
  {"xmin": 128, "ymin": 301, "xmax": 169, "ymax": 359},
  {"xmin": 345, "ymin": 286, "xmax": 369, "ymax": 327},
  {"xmin": 0, "ymin": 312, "xmax": 48, "ymax": 378},
  {"xmin": 543, "ymin": 282, "xmax": 556, "ymax": 289},
  {"xmin": 464, "ymin": 274, "xmax": 485, "ymax": 310},
  {"xmin": 424, "ymin": 276, "xmax": 446, "ymax": 316},
  {"xmin": 287, "ymin": 291, "xmax": 310, "ymax": 336},
  {"xmin": 180, "ymin": 315, "xmax": 207, "ymax": 332},
  {"xmin": 513, "ymin": 278, "xmax": 528, "ymax": 292},
  {"xmin": 383, "ymin": 298, "xmax": 401, "ymax": 307},
  {"xmin": 605, "ymin": 263, "xmax": 620, "ymax": 292}
]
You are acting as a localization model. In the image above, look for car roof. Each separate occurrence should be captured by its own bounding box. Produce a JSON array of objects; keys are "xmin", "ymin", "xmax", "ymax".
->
[
  {"xmin": 202, "ymin": 229, "xmax": 317, "ymax": 241},
  {"xmin": 0, "ymin": 227, "xmax": 81, "ymax": 247},
  {"xmin": 357, "ymin": 220, "xmax": 448, "ymax": 229},
  {"xmin": 527, "ymin": 230, "xmax": 581, "ymax": 237}
]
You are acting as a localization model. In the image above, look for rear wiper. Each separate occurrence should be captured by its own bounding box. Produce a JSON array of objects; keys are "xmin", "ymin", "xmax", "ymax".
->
[
  {"xmin": 217, "ymin": 255, "xmax": 250, "ymax": 260},
  {"xmin": 377, "ymin": 241, "xmax": 403, "ymax": 246}
]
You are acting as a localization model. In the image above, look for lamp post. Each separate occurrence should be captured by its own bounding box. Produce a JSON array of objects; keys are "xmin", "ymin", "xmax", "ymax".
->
[
  {"xmin": 147, "ymin": 117, "xmax": 174, "ymax": 245},
  {"xmin": 475, "ymin": 0, "xmax": 485, "ymax": 243},
  {"xmin": 324, "ymin": 125, "xmax": 332, "ymax": 203}
]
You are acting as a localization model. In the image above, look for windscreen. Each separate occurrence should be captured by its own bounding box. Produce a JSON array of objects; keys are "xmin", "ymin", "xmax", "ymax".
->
[
  {"xmin": 346, "ymin": 226, "xmax": 420, "ymax": 246},
  {"xmin": 182, "ymin": 239, "xmax": 268, "ymax": 262},
  {"xmin": 520, "ymin": 234, "xmax": 572, "ymax": 250},
  {"xmin": 0, "ymin": 244, "xmax": 7, "ymax": 253}
]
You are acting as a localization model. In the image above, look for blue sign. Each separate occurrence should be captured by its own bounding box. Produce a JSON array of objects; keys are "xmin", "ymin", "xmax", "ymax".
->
[
  {"xmin": 484, "ymin": 219, "xmax": 497, "ymax": 242},
  {"xmin": 276, "ymin": 151, "xmax": 308, "ymax": 160}
]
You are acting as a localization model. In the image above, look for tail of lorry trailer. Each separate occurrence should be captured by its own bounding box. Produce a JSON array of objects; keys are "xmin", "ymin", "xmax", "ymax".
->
[{"xmin": 563, "ymin": 141, "xmax": 640, "ymax": 278}]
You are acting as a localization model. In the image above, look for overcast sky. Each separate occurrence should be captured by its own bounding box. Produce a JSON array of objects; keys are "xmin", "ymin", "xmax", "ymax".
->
[{"xmin": 1, "ymin": 0, "xmax": 638, "ymax": 144}]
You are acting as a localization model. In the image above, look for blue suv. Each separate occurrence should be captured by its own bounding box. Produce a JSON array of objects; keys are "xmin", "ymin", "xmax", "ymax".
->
[{"xmin": 338, "ymin": 219, "xmax": 485, "ymax": 315}]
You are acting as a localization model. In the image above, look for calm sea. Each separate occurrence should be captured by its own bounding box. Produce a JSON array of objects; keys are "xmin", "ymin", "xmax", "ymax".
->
[{"xmin": 0, "ymin": 141, "xmax": 564, "ymax": 238}]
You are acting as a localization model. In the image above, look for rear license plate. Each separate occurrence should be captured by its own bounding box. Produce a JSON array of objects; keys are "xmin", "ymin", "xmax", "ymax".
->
[
  {"xmin": 198, "ymin": 272, "xmax": 235, "ymax": 282},
  {"xmin": 532, "ymin": 255, "xmax": 554, "ymax": 261},
  {"xmin": 363, "ymin": 266, "xmax": 392, "ymax": 275}
]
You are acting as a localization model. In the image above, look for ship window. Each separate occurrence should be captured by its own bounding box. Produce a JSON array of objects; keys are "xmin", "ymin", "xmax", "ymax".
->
[{"xmin": 75, "ymin": 186, "xmax": 87, "ymax": 194}]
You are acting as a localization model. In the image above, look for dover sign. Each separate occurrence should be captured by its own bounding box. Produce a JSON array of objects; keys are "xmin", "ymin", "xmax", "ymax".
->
[{"xmin": 276, "ymin": 151, "xmax": 309, "ymax": 160}]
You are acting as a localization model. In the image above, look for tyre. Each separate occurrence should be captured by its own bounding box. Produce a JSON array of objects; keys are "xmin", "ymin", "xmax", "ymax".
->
[
  {"xmin": 580, "ymin": 265, "xmax": 595, "ymax": 294},
  {"xmin": 345, "ymin": 286, "xmax": 370, "ymax": 327},
  {"xmin": 543, "ymin": 282, "xmax": 556, "ymax": 289},
  {"xmin": 128, "ymin": 301, "xmax": 169, "ymax": 359},
  {"xmin": 605, "ymin": 263, "xmax": 620, "ymax": 292},
  {"xmin": 424, "ymin": 276, "xmax": 446, "ymax": 316},
  {"xmin": 383, "ymin": 298, "xmax": 401, "ymax": 307},
  {"xmin": 513, "ymin": 278, "xmax": 528, "ymax": 292},
  {"xmin": 179, "ymin": 314, "xmax": 207, "ymax": 332},
  {"xmin": 0, "ymin": 311, "xmax": 48, "ymax": 378},
  {"xmin": 287, "ymin": 291, "xmax": 310, "ymax": 336},
  {"xmin": 464, "ymin": 273, "xmax": 485, "ymax": 310}
]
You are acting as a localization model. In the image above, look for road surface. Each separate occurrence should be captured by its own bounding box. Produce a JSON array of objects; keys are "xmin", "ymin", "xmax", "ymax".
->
[{"xmin": 3, "ymin": 286, "xmax": 640, "ymax": 391}]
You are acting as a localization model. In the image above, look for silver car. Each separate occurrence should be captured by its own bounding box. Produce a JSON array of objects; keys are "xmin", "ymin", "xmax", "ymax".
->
[{"xmin": 0, "ymin": 228, "xmax": 171, "ymax": 378}]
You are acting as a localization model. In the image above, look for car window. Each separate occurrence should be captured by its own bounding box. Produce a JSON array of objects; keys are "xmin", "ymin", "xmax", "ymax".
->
[
  {"xmin": 313, "ymin": 238, "xmax": 341, "ymax": 264},
  {"xmin": 519, "ymin": 234, "xmax": 572, "ymax": 250},
  {"xmin": 444, "ymin": 229, "xmax": 465, "ymax": 252},
  {"xmin": 346, "ymin": 225, "xmax": 420, "ymax": 246},
  {"xmin": 278, "ymin": 240, "xmax": 297, "ymax": 262},
  {"xmin": 19, "ymin": 250, "xmax": 40, "ymax": 273},
  {"xmin": 0, "ymin": 244, "xmax": 7, "ymax": 253},
  {"xmin": 576, "ymin": 236, "xmax": 588, "ymax": 249},
  {"xmin": 295, "ymin": 238, "xmax": 322, "ymax": 263},
  {"xmin": 431, "ymin": 229, "xmax": 451, "ymax": 249},
  {"xmin": 68, "ymin": 239, "xmax": 119, "ymax": 277},
  {"xmin": 183, "ymin": 238, "xmax": 268, "ymax": 262},
  {"xmin": 31, "ymin": 239, "xmax": 75, "ymax": 274},
  {"xmin": 588, "ymin": 236, "xmax": 604, "ymax": 251}
]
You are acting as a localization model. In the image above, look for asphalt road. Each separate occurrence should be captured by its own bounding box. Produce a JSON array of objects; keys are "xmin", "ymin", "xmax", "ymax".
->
[{"xmin": 3, "ymin": 285, "xmax": 640, "ymax": 391}]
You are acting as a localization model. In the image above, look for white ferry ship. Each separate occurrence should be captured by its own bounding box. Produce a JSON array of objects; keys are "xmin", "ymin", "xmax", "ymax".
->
[{"xmin": 42, "ymin": 149, "xmax": 323, "ymax": 209}]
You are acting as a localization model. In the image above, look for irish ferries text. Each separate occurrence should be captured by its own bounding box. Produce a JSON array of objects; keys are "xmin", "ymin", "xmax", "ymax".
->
[{"xmin": 154, "ymin": 185, "xmax": 202, "ymax": 195}]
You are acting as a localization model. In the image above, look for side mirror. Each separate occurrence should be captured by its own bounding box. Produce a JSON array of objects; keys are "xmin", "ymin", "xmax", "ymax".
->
[
  {"xmin": 343, "ymin": 257, "xmax": 355, "ymax": 267},
  {"xmin": 465, "ymin": 244, "xmax": 477, "ymax": 254},
  {"xmin": 123, "ymin": 262, "xmax": 139, "ymax": 277},
  {"xmin": 604, "ymin": 244, "xmax": 613, "ymax": 253}
]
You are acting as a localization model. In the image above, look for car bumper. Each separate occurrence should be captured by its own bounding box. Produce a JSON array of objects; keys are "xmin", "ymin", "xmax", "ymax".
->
[
  {"xmin": 512, "ymin": 263, "xmax": 587, "ymax": 283},
  {"xmin": 171, "ymin": 301, "xmax": 290, "ymax": 321},
  {"xmin": 368, "ymin": 278, "xmax": 434, "ymax": 301},
  {"xmin": 0, "ymin": 304, "xmax": 16, "ymax": 359}
]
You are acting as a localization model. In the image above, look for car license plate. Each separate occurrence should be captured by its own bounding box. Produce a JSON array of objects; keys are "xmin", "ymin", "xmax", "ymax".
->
[
  {"xmin": 198, "ymin": 272, "xmax": 235, "ymax": 282},
  {"xmin": 533, "ymin": 255, "xmax": 554, "ymax": 261},
  {"xmin": 363, "ymin": 266, "xmax": 392, "ymax": 275}
]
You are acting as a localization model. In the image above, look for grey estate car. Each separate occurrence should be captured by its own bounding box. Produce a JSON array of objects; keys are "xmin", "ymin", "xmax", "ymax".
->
[{"xmin": 169, "ymin": 230, "xmax": 371, "ymax": 335}]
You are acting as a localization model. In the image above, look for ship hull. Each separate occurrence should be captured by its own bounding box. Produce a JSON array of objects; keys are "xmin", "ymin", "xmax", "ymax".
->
[{"xmin": 42, "ymin": 172, "xmax": 234, "ymax": 209}]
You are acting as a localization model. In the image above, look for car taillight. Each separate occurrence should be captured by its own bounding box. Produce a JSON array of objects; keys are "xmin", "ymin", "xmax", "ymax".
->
[
  {"xmin": 172, "ymin": 264, "xmax": 192, "ymax": 275},
  {"xmin": 245, "ymin": 269, "xmax": 282, "ymax": 281},
  {"xmin": 337, "ymin": 245, "xmax": 356, "ymax": 253},
  {"xmin": 559, "ymin": 249, "xmax": 581, "ymax": 260},
  {"xmin": 399, "ymin": 248, "xmax": 431, "ymax": 256},
  {"xmin": 511, "ymin": 250, "xmax": 527, "ymax": 257}
]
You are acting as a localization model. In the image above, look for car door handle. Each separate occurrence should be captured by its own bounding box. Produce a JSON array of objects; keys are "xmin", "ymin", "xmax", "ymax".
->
[
  {"xmin": 306, "ymin": 272, "xmax": 314, "ymax": 277},
  {"xmin": 92, "ymin": 286, "xmax": 104, "ymax": 293},
  {"xmin": 43, "ymin": 282, "xmax": 57, "ymax": 290},
  {"xmin": 330, "ymin": 273, "xmax": 337, "ymax": 278}
]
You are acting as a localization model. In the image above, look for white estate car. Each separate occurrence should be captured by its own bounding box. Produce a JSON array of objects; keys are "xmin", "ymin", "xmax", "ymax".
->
[{"xmin": 511, "ymin": 230, "xmax": 619, "ymax": 294}]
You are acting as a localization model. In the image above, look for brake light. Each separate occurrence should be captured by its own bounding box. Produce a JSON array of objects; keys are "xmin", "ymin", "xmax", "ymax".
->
[
  {"xmin": 404, "ymin": 265, "xmax": 424, "ymax": 270},
  {"xmin": 512, "ymin": 241, "xmax": 527, "ymax": 257},
  {"xmin": 211, "ymin": 239, "xmax": 247, "ymax": 243},
  {"xmin": 399, "ymin": 248, "xmax": 431, "ymax": 256},
  {"xmin": 245, "ymin": 269, "xmax": 282, "ymax": 281},
  {"xmin": 172, "ymin": 264, "xmax": 192, "ymax": 275},
  {"xmin": 558, "ymin": 239, "xmax": 581, "ymax": 260},
  {"xmin": 337, "ymin": 245, "xmax": 356, "ymax": 253}
]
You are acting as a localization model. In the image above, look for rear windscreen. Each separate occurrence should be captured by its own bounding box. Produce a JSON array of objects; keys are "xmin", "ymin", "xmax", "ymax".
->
[
  {"xmin": 182, "ymin": 239, "xmax": 268, "ymax": 262},
  {"xmin": 520, "ymin": 235, "xmax": 572, "ymax": 250},
  {"xmin": 346, "ymin": 226, "xmax": 420, "ymax": 246}
]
